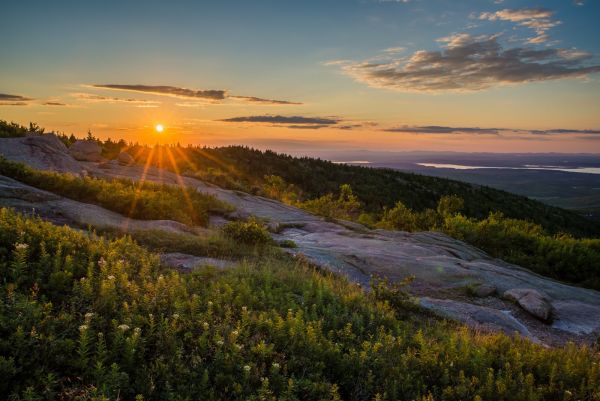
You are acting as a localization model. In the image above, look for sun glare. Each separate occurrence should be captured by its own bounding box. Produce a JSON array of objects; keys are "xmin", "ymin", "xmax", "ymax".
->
[{"xmin": 155, "ymin": 124, "xmax": 164, "ymax": 133}]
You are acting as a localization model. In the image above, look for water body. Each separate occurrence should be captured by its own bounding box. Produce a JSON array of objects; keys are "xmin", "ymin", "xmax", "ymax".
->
[{"xmin": 417, "ymin": 163, "xmax": 600, "ymax": 175}]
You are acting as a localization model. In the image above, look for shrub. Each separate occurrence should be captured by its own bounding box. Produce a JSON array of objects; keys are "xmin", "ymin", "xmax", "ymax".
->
[
  {"xmin": 222, "ymin": 218, "xmax": 272, "ymax": 245},
  {"xmin": 0, "ymin": 157, "xmax": 233, "ymax": 226}
]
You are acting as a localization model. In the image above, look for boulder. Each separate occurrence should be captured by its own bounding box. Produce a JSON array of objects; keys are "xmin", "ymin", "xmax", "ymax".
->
[
  {"xmin": 69, "ymin": 140, "xmax": 103, "ymax": 162},
  {"xmin": 503, "ymin": 288, "xmax": 553, "ymax": 322},
  {"xmin": 117, "ymin": 151, "xmax": 135, "ymax": 166}
]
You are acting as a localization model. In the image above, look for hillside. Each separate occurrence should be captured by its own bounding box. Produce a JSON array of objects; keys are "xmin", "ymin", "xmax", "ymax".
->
[
  {"xmin": 0, "ymin": 130, "xmax": 600, "ymax": 399},
  {"xmin": 131, "ymin": 145, "xmax": 600, "ymax": 238}
]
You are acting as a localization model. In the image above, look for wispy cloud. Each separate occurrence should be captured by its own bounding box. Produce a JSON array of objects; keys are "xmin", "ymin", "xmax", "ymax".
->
[
  {"xmin": 334, "ymin": 33, "xmax": 600, "ymax": 92},
  {"xmin": 220, "ymin": 115, "xmax": 378, "ymax": 130},
  {"xmin": 91, "ymin": 84, "xmax": 301, "ymax": 105},
  {"xmin": 0, "ymin": 93, "xmax": 33, "ymax": 106},
  {"xmin": 229, "ymin": 95, "xmax": 302, "ymax": 105},
  {"xmin": 71, "ymin": 92, "xmax": 161, "ymax": 107},
  {"xmin": 384, "ymin": 125, "xmax": 600, "ymax": 136},
  {"xmin": 42, "ymin": 101, "xmax": 67, "ymax": 106},
  {"xmin": 479, "ymin": 8, "xmax": 560, "ymax": 44},
  {"xmin": 221, "ymin": 115, "xmax": 340, "ymax": 125},
  {"xmin": 385, "ymin": 125, "xmax": 501, "ymax": 135}
]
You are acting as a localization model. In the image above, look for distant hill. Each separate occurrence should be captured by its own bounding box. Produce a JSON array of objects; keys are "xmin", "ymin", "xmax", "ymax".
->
[{"xmin": 132, "ymin": 145, "xmax": 600, "ymax": 238}]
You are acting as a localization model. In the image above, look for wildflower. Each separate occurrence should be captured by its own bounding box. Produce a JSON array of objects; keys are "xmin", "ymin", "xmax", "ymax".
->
[
  {"xmin": 236, "ymin": 344, "xmax": 243, "ymax": 351},
  {"xmin": 231, "ymin": 330, "xmax": 239, "ymax": 336},
  {"xmin": 243, "ymin": 365, "xmax": 251, "ymax": 372},
  {"xmin": 272, "ymin": 362, "xmax": 280, "ymax": 369},
  {"xmin": 241, "ymin": 306, "xmax": 247, "ymax": 312},
  {"xmin": 133, "ymin": 327, "xmax": 142, "ymax": 336},
  {"xmin": 207, "ymin": 301, "xmax": 213, "ymax": 307},
  {"xmin": 217, "ymin": 340, "xmax": 224, "ymax": 346},
  {"xmin": 79, "ymin": 324, "xmax": 88, "ymax": 332},
  {"xmin": 202, "ymin": 322, "xmax": 209, "ymax": 330},
  {"xmin": 172, "ymin": 313, "xmax": 180, "ymax": 319},
  {"xmin": 84, "ymin": 312, "xmax": 94, "ymax": 319},
  {"xmin": 107, "ymin": 275, "xmax": 115, "ymax": 280},
  {"xmin": 117, "ymin": 324, "xmax": 130, "ymax": 331},
  {"xmin": 15, "ymin": 243, "xmax": 28, "ymax": 250}
]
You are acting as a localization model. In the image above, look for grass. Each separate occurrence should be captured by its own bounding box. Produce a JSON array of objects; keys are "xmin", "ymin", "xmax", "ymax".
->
[{"xmin": 0, "ymin": 157, "xmax": 233, "ymax": 226}]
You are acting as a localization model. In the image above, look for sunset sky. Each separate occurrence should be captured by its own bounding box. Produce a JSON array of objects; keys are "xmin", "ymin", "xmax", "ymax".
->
[{"xmin": 2, "ymin": 0, "xmax": 600, "ymax": 153}]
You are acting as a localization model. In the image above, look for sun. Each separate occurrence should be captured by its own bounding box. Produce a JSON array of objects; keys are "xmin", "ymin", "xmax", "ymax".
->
[{"xmin": 155, "ymin": 124, "xmax": 164, "ymax": 133}]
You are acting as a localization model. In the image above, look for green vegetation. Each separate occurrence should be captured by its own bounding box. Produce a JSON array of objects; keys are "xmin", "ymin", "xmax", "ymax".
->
[
  {"xmin": 222, "ymin": 218, "xmax": 273, "ymax": 246},
  {"xmin": 0, "ymin": 120, "xmax": 44, "ymax": 138},
  {"xmin": 98, "ymin": 229, "xmax": 256, "ymax": 260},
  {"xmin": 375, "ymin": 196, "xmax": 600, "ymax": 290},
  {"xmin": 0, "ymin": 157, "xmax": 232, "ymax": 226},
  {"xmin": 1, "ymin": 207, "xmax": 600, "ymax": 400},
  {"xmin": 127, "ymin": 145, "xmax": 600, "ymax": 238},
  {"xmin": 298, "ymin": 184, "xmax": 362, "ymax": 221}
]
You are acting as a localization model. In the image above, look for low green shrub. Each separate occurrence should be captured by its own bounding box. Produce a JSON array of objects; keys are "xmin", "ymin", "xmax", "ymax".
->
[{"xmin": 222, "ymin": 218, "xmax": 272, "ymax": 245}]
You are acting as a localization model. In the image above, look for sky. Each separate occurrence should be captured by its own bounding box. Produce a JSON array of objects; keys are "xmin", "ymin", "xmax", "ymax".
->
[{"xmin": 1, "ymin": 0, "xmax": 600, "ymax": 154}]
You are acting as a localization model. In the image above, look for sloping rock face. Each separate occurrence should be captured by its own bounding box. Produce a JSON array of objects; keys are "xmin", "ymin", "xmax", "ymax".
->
[
  {"xmin": 0, "ymin": 134, "xmax": 85, "ymax": 175},
  {"xmin": 69, "ymin": 140, "xmax": 103, "ymax": 162},
  {"xmin": 85, "ymin": 158, "xmax": 600, "ymax": 344},
  {"xmin": 1, "ymin": 135, "xmax": 600, "ymax": 345},
  {"xmin": 0, "ymin": 175, "xmax": 194, "ymax": 235}
]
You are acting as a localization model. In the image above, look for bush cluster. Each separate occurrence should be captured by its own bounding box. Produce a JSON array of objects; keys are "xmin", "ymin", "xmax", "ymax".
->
[
  {"xmin": 0, "ymin": 157, "xmax": 232, "ymax": 227},
  {"xmin": 222, "ymin": 218, "xmax": 272, "ymax": 246},
  {"xmin": 1, "ymin": 208, "xmax": 599, "ymax": 400}
]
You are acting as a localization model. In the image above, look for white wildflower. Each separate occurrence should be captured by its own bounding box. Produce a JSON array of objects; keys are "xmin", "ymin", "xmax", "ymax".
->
[
  {"xmin": 243, "ymin": 365, "xmax": 251, "ymax": 372},
  {"xmin": 231, "ymin": 330, "xmax": 238, "ymax": 336},
  {"xmin": 241, "ymin": 306, "xmax": 247, "ymax": 312},
  {"xmin": 117, "ymin": 324, "xmax": 130, "ymax": 331},
  {"xmin": 133, "ymin": 327, "xmax": 142, "ymax": 336},
  {"xmin": 272, "ymin": 362, "xmax": 280, "ymax": 369},
  {"xmin": 107, "ymin": 275, "xmax": 115, "ymax": 280},
  {"xmin": 202, "ymin": 322, "xmax": 209, "ymax": 330},
  {"xmin": 207, "ymin": 301, "xmax": 213, "ymax": 307},
  {"xmin": 79, "ymin": 324, "xmax": 88, "ymax": 332},
  {"xmin": 172, "ymin": 313, "xmax": 180, "ymax": 319},
  {"xmin": 217, "ymin": 340, "xmax": 224, "ymax": 346},
  {"xmin": 15, "ymin": 243, "xmax": 28, "ymax": 250}
]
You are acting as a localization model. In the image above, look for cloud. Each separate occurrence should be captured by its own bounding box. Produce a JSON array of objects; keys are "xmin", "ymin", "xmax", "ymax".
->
[
  {"xmin": 91, "ymin": 84, "xmax": 301, "ymax": 105},
  {"xmin": 0, "ymin": 93, "xmax": 33, "ymax": 106},
  {"xmin": 220, "ymin": 115, "xmax": 340, "ymax": 125},
  {"xmin": 42, "ymin": 101, "xmax": 67, "ymax": 106},
  {"xmin": 385, "ymin": 125, "xmax": 501, "ymax": 135},
  {"xmin": 71, "ymin": 92, "xmax": 161, "ymax": 106},
  {"xmin": 229, "ymin": 95, "xmax": 302, "ymax": 105},
  {"xmin": 528, "ymin": 128, "xmax": 600, "ymax": 135},
  {"xmin": 479, "ymin": 8, "xmax": 560, "ymax": 44},
  {"xmin": 93, "ymin": 84, "xmax": 225, "ymax": 100},
  {"xmin": 383, "ymin": 125, "xmax": 600, "ymax": 137},
  {"xmin": 335, "ymin": 33, "xmax": 600, "ymax": 92},
  {"xmin": 0, "ymin": 93, "xmax": 33, "ymax": 101}
]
